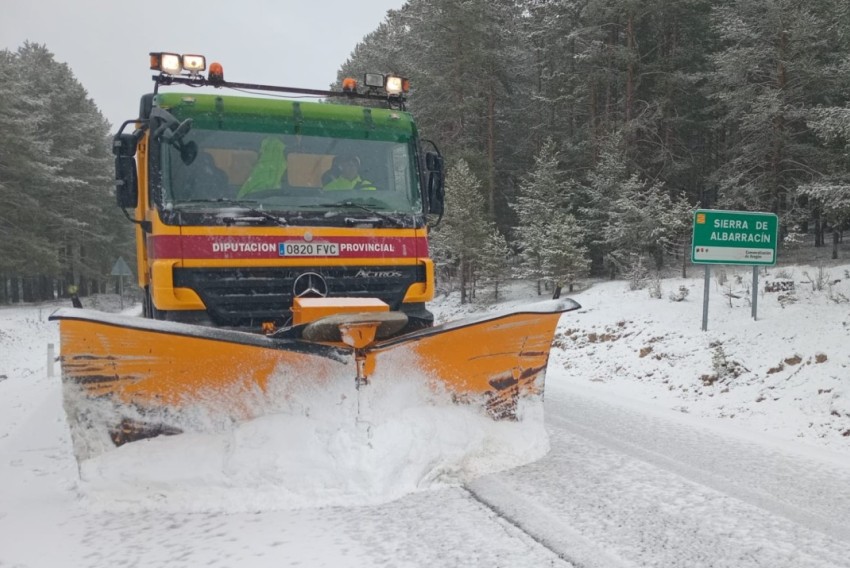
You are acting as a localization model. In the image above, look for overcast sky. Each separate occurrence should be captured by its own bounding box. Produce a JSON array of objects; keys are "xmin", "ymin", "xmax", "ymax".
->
[{"xmin": 2, "ymin": 0, "xmax": 405, "ymax": 130}]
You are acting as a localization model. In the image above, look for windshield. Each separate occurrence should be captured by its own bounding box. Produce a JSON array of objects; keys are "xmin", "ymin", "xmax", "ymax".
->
[{"xmin": 160, "ymin": 129, "xmax": 422, "ymax": 216}]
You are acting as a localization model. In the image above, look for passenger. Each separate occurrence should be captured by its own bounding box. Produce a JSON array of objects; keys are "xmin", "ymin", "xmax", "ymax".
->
[
  {"xmin": 323, "ymin": 154, "xmax": 376, "ymax": 190},
  {"xmin": 238, "ymin": 137, "xmax": 288, "ymax": 198},
  {"xmin": 174, "ymin": 151, "xmax": 231, "ymax": 200},
  {"xmin": 194, "ymin": 152, "xmax": 231, "ymax": 198}
]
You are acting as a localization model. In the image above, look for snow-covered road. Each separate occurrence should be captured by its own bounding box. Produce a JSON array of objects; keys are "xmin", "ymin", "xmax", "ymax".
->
[
  {"xmin": 470, "ymin": 381, "xmax": 850, "ymax": 567},
  {"xmin": 1, "ymin": 375, "xmax": 566, "ymax": 567},
  {"xmin": 4, "ymin": 368, "xmax": 849, "ymax": 567}
]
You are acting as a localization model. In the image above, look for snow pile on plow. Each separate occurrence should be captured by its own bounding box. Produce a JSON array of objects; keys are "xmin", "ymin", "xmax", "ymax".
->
[{"xmin": 77, "ymin": 362, "xmax": 549, "ymax": 512}]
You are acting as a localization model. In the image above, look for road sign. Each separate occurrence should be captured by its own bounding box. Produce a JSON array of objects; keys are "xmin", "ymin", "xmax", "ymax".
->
[
  {"xmin": 111, "ymin": 256, "xmax": 134, "ymax": 277},
  {"xmin": 692, "ymin": 209, "xmax": 778, "ymax": 266}
]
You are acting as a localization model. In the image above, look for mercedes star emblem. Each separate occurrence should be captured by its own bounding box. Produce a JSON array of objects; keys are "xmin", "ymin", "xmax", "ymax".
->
[{"xmin": 292, "ymin": 272, "xmax": 329, "ymax": 298}]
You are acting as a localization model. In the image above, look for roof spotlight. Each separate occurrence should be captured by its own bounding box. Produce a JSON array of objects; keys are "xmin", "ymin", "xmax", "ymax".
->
[
  {"xmin": 182, "ymin": 54, "xmax": 206, "ymax": 74},
  {"xmin": 364, "ymin": 73, "xmax": 384, "ymax": 88},
  {"xmin": 150, "ymin": 52, "xmax": 183, "ymax": 75},
  {"xmin": 384, "ymin": 75, "xmax": 410, "ymax": 96}
]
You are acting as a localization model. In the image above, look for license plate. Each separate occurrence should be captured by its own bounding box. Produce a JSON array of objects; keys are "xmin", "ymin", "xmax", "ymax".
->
[{"xmin": 278, "ymin": 242, "xmax": 339, "ymax": 256}]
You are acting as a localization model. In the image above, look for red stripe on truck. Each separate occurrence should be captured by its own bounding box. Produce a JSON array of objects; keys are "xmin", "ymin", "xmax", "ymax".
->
[{"xmin": 149, "ymin": 235, "xmax": 427, "ymax": 260}]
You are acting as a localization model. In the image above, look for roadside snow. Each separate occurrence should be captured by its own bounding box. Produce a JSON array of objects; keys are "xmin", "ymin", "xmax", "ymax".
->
[{"xmin": 548, "ymin": 263, "xmax": 850, "ymax": 449}]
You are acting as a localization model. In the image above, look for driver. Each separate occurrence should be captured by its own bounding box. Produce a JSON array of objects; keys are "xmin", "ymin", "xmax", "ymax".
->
[{"xmin": 323, "ymin": 154, "xmax": 376, "ymax": 190}]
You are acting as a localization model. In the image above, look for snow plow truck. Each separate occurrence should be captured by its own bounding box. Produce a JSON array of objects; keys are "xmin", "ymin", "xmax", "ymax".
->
[{"xmin": 50, "ymin": 53, "xmax": 580, "ymax": 461}]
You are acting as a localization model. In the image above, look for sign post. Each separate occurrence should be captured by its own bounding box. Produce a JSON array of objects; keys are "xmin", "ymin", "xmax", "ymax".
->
[
  {"xmin": 691, "ymin": 210, "xmax": 778, "ymax": 330},
  {"xmin": 111, "ymin": 257, "xmax": 134, "ymax": 310}
]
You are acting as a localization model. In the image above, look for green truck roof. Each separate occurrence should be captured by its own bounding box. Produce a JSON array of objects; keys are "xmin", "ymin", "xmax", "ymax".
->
[{"xmin": 153, "ymin": 92, "xmax": 417, "ymax": 142}]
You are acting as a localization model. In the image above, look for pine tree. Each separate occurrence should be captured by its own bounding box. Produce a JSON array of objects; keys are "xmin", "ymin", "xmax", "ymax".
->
[
  {"xmin": 799, "ymin": 104, "xmax": 850, "ymax": 256},
  {"xmin": 0, "ymin": 47, "xmax": 65, "ymax": 290},
  {"xmin": 604, "ymin": 173, "xmax": 692, "ymax": 273},
  {"xmin": 429, "ymin": 160, "xmax": 491, "ymax": 303},
  {"xmin": 514, "ymin": 138, "xmax": 588, "ymax": 293},
  {"xmin": 476, "ymin": 227, "xmax": 513, "ymax": 300},
  {"xmin": 0, "ymin": 43, "xmax": 130, "ymax": 302},
  {"xmin": 541, "ymin": 213, "xmax": 589, "ymax": 295},
  {"xmin": 575, "ymin": 137, "xmax": 627, "ymax": 277},
  {"xmin": 709, "ymin": 0, "xmax": 850, "ymax": 222}
]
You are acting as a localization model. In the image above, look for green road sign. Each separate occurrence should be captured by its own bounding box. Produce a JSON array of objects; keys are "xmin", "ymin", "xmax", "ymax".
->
[{"xmin": 692, "ymin": 209, "xmax": 778, "ymax": 265}]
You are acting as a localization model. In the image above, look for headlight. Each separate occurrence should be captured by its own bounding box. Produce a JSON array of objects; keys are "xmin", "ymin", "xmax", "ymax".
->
[
  {"xmin": 384, "ymin": 75, "xmax": 410, "ymax": 96},
  {"xmin": 364, "ymin": 73, "xmax": 385, "ymax": 88},
  {"xmin": 182, "ymin": 54, "xmax": 206, "ymax": 74},
  {"xmin": 385, "ymin": 75, "xmax": 404, "ymax": 95},
  {"xmin": 150, "ymin": 52, "xmax": 183, "ymax": 75}
]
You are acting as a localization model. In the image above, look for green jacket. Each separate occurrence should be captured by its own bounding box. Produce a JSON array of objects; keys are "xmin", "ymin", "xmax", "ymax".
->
[
  {"xmin": 323, "ymin": 175, "xmax": 376, "ymax": 191},
  {"xmin": 237, "ymin": 138, "xmax": 287, "ymax": 197}
]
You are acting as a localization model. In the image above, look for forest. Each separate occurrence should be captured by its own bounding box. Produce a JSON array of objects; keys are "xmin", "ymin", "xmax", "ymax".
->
[
  {"xmin": 336, "ymin": 0, "xmax": 850, "ymax": 300},
  {"xmin": 3, "ymin": 0, "xmax": 850, "ymax": 304},
  {"xmin": 0, "ymin": 43, "xmax": 131, "ymax": 303}
]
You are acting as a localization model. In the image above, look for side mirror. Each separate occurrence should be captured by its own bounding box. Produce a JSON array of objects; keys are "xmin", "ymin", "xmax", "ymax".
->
[
  {"xmin": 425, "ymin": 151, "xmax": 444, "ymax": 216},
  {"xmin": 115, "ymin": 156, "xmax": 139, "ymax": 208},
  {"xmin": 180, "ymin": 140, "xmax": 198, "ymax": 165},
  {"xmin": 113, "ymin": 133, "xmax": 139, "ymax": 209}
]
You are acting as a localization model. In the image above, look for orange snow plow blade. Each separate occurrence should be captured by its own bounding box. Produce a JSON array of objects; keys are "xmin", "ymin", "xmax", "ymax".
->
[{"xmin": 50, "ymin": 298, "xmax": 579, "ymax": 460}]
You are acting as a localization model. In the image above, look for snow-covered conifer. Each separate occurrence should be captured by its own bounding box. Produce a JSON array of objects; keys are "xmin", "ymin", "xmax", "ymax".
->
[
  {"xmin": 430, "ymin": 160, "xmax": 491, "ymax": 303},
  {"xmin": 477, "ymin": 227, "xmax": 513, "ymax": 300},
  {"xmin": 514, "ymin": 138, "xmax": 588, "ymax": 293}
]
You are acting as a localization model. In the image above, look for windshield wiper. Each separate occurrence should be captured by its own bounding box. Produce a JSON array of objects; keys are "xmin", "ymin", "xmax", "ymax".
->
[
  {"xmin": 176, "ymin": 198, "xmax": 288, "ymax": 227},
  {"xmin": 317, "ymin": 200, "xmax": 407, "ymax": 229}
]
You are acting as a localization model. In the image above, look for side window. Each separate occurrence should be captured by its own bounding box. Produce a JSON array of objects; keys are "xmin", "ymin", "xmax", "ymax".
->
[
  {"xmin": 160, "ymin": 144, "xmax": 175, "ymax": 204},
  {"xmin": 391, "ymin": 144, "xmax": 410, "ymax": 193}
]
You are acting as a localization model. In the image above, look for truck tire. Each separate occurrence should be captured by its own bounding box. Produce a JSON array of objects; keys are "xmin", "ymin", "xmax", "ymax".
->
[{"xmin": 143, "ymin": 287, "xmax": 165, "ymax": 320}]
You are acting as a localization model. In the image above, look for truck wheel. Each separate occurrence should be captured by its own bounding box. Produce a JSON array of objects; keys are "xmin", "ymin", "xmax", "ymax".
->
[{"xmin": 143, "ymin": 288, "xmax": 165, "ymax": 320}]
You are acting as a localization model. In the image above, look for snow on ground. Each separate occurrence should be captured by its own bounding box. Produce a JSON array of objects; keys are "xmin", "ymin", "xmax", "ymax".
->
[
  {"xmin": 555, "ymin": 262, "xmax": 850, "ymax": 449},
  {"xmin": 1, "ymin": 263, "xmax": 850, "ymax": 567}
]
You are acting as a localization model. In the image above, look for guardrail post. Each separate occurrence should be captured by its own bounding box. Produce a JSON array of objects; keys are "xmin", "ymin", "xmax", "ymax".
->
[{"xmin": 47, "ymin": 343, "xmax": 55, "ymax": 377}]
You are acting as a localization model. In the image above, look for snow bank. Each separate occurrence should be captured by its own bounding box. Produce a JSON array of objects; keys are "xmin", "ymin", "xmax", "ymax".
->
[{"xmin": 544, "ymin": 263, "xmax": 850, "ymax": 448}]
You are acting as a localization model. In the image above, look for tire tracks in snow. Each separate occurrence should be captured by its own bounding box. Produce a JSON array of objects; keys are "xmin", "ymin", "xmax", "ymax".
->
[
  {"xmin": 546, "ymin": 386, "xmax": 850, "ymax": 544},
  {"xmin": 461, "ymin": 482, "xmax": 637, "ymax": 568},
  {"xmin": 459, "ymin": 385, "xmax": 850, "ymax": 568}
]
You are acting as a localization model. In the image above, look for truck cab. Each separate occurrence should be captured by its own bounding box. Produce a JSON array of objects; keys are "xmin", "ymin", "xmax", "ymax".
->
[{"xmin": 114, "ymin": 54, "xmax": 444, "ymax": 332}]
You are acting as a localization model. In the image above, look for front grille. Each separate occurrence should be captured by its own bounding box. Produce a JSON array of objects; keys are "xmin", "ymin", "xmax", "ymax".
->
[{"xmin": 173, "ymin": 265, "xmax": 426, "ymax": 329}]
